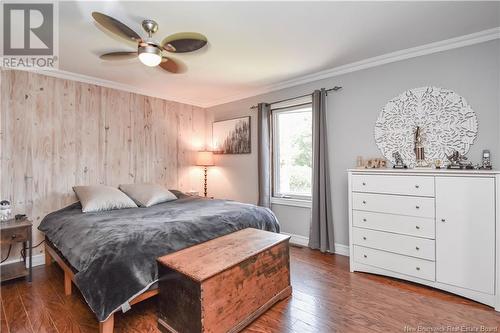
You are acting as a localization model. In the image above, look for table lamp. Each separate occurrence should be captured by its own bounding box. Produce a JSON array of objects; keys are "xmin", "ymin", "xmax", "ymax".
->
[{"xmin": 196, "ymin": 151, "xmax": 215, "ymax": 197}]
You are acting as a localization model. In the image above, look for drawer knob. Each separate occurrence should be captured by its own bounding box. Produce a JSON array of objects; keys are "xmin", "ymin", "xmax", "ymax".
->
[
  {"xmin": 11, "ymin": 234, "xmax": 17, "ymax": 239},
  {"xmin": 362, "ymin": 200, "xmax": 367, "ymax": 204},
  {"xmin": 362, "ymin": 237, "xmax": 367, "ymax": 240},
  {"xmin": 362, "ymin": 182, "xmax": 366, "ymax": 186},
  {"xmin": 415, "ymin": 205, "xmax": 420, "ymax": 209},
  {"xmin": 415, "ymin": 226, "xmax": 420, "ymax": 230},
  {"xmin": 416, "ymin": 267, "xmax": 420, "ymax": 271},
  {"xmin": 415, "ymin": 246, "xmax": 420, "ymax": 251},
  {"xmin": 362, "ymin": 218, "xmax": 367, "ymax": 222},
  {"xmin": 415, "ymin": 185, "xmax": 420, "ymax": 189},
  {"xmin": 441, "ymin": 218, "xmax": 446, "ymax": 222},
  {"xmin": 363, "ymin": 254, "xmax": 367, "ymax": 258}
]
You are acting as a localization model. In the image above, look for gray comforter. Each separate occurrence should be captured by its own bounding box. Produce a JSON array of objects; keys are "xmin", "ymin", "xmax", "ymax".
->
[{"xmin": 38, "ymin": 195, "xmax": 279, "ymax": 322}]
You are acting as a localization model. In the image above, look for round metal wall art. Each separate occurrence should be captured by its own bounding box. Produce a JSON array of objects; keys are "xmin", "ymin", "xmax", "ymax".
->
[{"xmin": 374, "ymin": 86, "xmax": 478, "ymax": 167}]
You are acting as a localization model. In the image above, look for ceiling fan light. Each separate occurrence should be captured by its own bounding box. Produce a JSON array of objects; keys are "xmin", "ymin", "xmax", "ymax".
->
[{"xmin": 138, "ymin": 45, "xmax": 162, "ymax": 67}]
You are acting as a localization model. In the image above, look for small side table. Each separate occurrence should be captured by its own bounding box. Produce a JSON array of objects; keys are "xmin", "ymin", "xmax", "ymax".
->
[{"xmin": 0, "ymin": 219, "xmax": 32, "ymax": 282}]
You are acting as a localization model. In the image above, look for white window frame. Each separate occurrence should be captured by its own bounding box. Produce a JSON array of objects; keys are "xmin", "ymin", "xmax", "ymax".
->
[{"xmin": 271, "ymin": 101, "xmax": 313, "ymax": 202}]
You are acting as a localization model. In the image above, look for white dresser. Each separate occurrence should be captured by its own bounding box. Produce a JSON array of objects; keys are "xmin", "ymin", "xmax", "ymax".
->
[{"xmin": 348, "ymin": 169, "xmax": 500, "ymax": 310}]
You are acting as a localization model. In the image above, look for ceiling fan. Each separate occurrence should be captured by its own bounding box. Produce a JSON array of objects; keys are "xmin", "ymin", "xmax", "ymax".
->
[{"xmin": 92, "ymin": 12, "xmax": 207, "ymax": 73}]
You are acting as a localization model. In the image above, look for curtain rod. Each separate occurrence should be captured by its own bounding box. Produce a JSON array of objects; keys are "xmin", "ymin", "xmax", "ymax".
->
[{"xmin": 249, "ymin": 86, "xmax": 342, "ymax": 109}]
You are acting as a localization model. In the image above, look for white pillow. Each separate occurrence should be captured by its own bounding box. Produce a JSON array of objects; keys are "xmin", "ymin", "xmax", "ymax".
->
[
  {"xmin": 73, "ymin": 185, "xmax": 138, "ymax": 213},
  {"xmin": 119, "ymin": 183, "xmax": 177, "ymax": 207}
]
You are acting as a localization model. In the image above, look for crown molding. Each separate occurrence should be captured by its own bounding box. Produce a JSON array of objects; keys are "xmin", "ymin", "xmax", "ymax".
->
[
  {"xmin": 11, "ymin": 67, "xmax": 210, "ymax": 108},
  {"xmin": 206, "ymin": 27, "xmax": 500, "ymax": 107},
  {"xmin": 8, "ymin": 27, "xmax": 499, "ymax": 109}
]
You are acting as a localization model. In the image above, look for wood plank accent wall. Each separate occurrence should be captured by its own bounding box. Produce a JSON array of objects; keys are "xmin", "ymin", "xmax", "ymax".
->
[{"xmin": 0, "ymin": 69, "xmax": 206, "ymax": 254}]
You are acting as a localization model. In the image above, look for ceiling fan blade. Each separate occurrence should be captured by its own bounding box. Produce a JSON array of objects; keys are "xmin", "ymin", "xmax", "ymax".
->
[
  {"xmin": 92, "ymin": 12, "xmax": 142, "ymax": 43},
  {"xmin": 100, "ymin": 51, "xmax": 137, "ymax": 60},
  {"xmin": 161, "ymin": 32, "xmax": 207, "ymax": 53},
  {"xmin": 159, "ymin": 57, "xmax": 185, "ymax": 73}
]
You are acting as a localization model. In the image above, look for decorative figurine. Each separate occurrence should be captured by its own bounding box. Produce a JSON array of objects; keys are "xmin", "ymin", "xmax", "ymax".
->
[
  {"xmin": 446, "ymin": 151, "xmax": 473, "ymax": 169},
  {"xmin": 433, "ymin": 159, "xmax": 442, "ymax": 169},
  {"xmin": 414, "ymin": 126, "xmax": 429, "ymax": 167},
  {"xmin": 480, "ymin": 149, "xmax": 492, "ymax": 170},
  {"xmin": 392, "ymin": 152, "xmax": 407, "ymax": 169},
  {"xmin": 446, "ymin": 151, "xmax": 461, "ymax": 169},
  {"xmin": 0, "ymin": 200, "xmax": 12, "ymax": 222}
]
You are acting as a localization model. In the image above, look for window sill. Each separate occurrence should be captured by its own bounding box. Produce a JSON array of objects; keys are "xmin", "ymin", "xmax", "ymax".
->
[{"xmin": 271, "ymin": 197, "xmax": 312, "ymax": 208}]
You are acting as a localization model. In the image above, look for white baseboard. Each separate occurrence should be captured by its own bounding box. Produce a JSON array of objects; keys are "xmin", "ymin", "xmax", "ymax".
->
[
  {"xmin": 333, "ymin": 243, "xmax": 350, "ymax": 257},
  {"xmin": 0, "ymin": 253, "xmax": 45, "ymax": 268},
  {"xmin": 282, "ymin": 232, "xmax": 310, "ymax": 247},
  {"xmin": 281, "ymin": 232, "xmax": 349, "ymax": 256}
]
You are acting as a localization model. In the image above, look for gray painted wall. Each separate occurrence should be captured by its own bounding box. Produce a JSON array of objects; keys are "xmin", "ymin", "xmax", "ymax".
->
[
  {"xmin": 206, "ymin": 40, "xmax": 500, "ymax": 246},
  {"xmin": 271, "ymin": 204, "xmax": 311, "ymax": 237}
]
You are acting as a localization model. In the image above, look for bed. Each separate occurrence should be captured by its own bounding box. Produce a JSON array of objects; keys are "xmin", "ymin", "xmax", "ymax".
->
[{"xmin": 38, "ymin": 192, "xmax": 280, "ymax": 333}]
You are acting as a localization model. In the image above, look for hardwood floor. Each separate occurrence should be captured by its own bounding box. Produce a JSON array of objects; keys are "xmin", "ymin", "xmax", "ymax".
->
[{"xmin": 1, "ymin": 246, "xmax": 499, "ymax": 333}]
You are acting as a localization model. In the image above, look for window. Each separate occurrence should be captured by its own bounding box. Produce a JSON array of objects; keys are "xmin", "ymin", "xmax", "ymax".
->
[{"xmin": 272, "ymin": 103, "xmax": 312, "ymax": 201}]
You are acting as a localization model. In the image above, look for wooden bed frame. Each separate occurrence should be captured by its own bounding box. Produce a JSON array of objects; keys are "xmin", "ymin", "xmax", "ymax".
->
[{"xmin": 44, "ymin": 241, "xmax": 158, "ymax": 333}]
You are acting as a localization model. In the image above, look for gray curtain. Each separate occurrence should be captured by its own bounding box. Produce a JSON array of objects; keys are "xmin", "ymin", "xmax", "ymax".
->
[
  {"xmin": 308, "ymin": 89, "xmax": 334, "ymax": 253},
  {"xmin": 257, "ymin": 103, "xmax": 271, "ymax": 208}
]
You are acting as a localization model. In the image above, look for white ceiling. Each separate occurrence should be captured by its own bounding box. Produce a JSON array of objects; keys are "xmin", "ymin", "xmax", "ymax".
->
[{"xmin": 55, "ymin": 1, "xmax": 500, "ymax": 107}]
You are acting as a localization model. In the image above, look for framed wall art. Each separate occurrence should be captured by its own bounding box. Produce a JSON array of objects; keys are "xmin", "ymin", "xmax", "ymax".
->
[{"xmin": 212, "ymin": 116, "xmax": 251, "ymax": 154}]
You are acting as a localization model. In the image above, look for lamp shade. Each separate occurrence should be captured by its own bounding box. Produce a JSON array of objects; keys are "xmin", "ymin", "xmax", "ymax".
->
[{"xmin": 196, "ymin": 151, "xmax": 215, "ymax": 166}]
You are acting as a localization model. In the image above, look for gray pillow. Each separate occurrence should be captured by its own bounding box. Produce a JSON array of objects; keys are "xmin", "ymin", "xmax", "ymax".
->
[
  {"xmin": 73, "ymin": 185, "xmax": 138, "ymax": 213},
  {"xmin": 119, "ymin": 183, "xmax": 177, "ymax": 207}
]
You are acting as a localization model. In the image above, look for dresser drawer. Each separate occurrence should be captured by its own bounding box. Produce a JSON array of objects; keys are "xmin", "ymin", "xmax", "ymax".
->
[
  {"xmin": 352, "ymin": 174, "xmax": 434, "ymax": 197},
  {"xmin": 353, "ymin": 245, "xmax": 435, "ymax": 281},
  {"xmin": 352, "ymin": 211, "xmax": 435, "ymax": 239},
  {"xmin": 352, "ymin": 227, "xmax": 435, "ymax": 260},
  {"xmin": 352, "ymin": 193, "xmax": 435, "ymax": 218},
  {"xmin": 0, "ymin": 227, "xmax": 28, "ymax": 244}
]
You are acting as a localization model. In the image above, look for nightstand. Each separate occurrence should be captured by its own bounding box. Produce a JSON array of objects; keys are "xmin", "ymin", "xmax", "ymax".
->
[{"xmin": 0, "ymin": 219, "xmax": 32, "ymax": 282}]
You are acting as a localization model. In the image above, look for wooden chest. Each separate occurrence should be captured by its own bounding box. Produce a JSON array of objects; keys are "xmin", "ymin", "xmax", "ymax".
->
[{"xmin": 157, "ymin": 228, "xmax": 291, "ymax": 333}]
